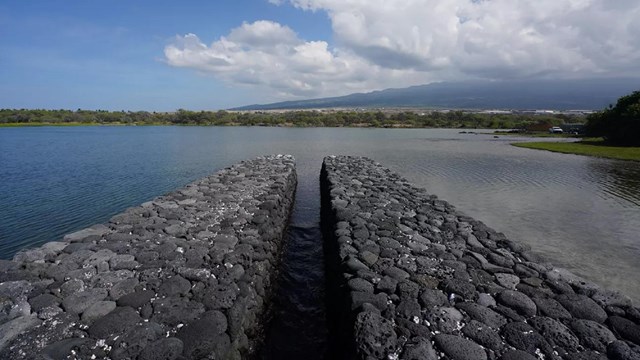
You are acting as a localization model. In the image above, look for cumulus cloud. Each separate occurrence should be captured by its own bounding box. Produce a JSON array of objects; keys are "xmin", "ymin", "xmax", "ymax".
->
[
  {"xmin": 290, "ymin": 0, "xmax": 640, "ymax": 76},
  {"xmin": 165, "ymin": 20, "xmax": 433, "ymax": 98},
  {"xmin": 165, "ymin": 0, "xmax": 640, "ymax": 98}
]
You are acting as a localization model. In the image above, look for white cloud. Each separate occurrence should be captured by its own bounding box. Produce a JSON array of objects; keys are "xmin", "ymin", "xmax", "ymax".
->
[
  {"xmin": 165, "ymin": 20, "xmax": 434, "ymax": 98},
  {"xmin": 165, "ymin": 1, "xmax": 640, "ymax": 99},
  {"xmin": 289, "ymin": 0, "xmax": 640, "ymax": 76},
  {"xmin": 227, "ymin": 20, "xmax": 298, "ymax": 48}
]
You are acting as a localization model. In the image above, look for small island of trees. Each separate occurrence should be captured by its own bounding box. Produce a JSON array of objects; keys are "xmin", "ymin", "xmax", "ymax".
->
[{"xmin": 586, "ymin": 91, "xmax": 640, "ymax": 146}]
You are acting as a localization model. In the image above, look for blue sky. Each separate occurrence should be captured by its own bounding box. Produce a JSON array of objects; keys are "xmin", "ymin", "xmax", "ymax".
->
[
  {"xmin": 2, "ymin": 0, "xmax": 639, "ymax": 110},
  {"xmin": 0, "ymin": 1, "xmax": 331, "ymax": 110}
]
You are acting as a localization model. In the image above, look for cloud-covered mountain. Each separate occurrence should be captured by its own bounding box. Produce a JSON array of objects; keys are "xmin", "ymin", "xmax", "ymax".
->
[{"xmin": 231, "ymin": 78, "xmax": 639, "ymax": 110}]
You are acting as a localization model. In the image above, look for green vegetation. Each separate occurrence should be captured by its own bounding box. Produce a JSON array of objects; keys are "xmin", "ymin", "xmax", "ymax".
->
[
  {"xmin": 513, "ymin": 139, "xmax": 640, "ymax": 161},
  {"xmin": 0, "ymin": 108, "xmax": 581, "ymax": 129},
  {"xmin": 0, "ymin": 122, "xmax": 118, "ymax": 127},
  {"xmin": 513, "ymin": 91, "xmax": 640, "ymax": 160},
  {"xmin": 586, "ymin": 90, "xmax": 640, "ymax": 146}
]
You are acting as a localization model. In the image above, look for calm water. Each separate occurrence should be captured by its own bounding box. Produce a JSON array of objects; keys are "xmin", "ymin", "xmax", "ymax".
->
[{"xmin": 1, "ymin": 126, "xmax": 639, "ymax": 355}]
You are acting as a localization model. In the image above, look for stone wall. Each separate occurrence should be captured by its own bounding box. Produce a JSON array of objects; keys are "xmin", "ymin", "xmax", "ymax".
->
[
  {"xmin": 321, "ymin": 155, "xmax": 640, "ymax": 360},
  {"xmin": 0, "ymin": 155, "xmax": 297, "ymax": 359}
]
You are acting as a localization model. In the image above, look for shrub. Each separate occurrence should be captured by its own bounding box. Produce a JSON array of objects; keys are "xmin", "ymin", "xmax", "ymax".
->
[{"xmin": 586, "ymin": 91, "xmax": 640, "ymax": 146}]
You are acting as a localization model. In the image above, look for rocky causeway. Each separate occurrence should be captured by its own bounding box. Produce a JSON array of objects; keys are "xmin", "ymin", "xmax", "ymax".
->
[
  {"xmin": 0, "ymin": 155, "xmax": 297, "ymax": 359},
  {"xmin": 321, "ymin": 155, "xmax": 640, "ymax": 360},
  {"xmin": 2, "ymin": 153, "xmax": 640, "ymax": 359}
]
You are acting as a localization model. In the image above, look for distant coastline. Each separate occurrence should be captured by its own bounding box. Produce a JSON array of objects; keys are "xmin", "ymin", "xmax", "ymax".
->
[{"xmin": 0, "ymin": 108, "xmax": 586, "ymax": 129}]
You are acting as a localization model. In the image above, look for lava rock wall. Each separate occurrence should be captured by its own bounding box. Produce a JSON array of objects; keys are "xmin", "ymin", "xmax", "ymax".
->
[
  {"xmin": 0, "ymin": 155, "xmax": 297, "ymax": 360},
  {"xmin": 321, "ymin": 155, "xmax": 640, "ymax": 360}
]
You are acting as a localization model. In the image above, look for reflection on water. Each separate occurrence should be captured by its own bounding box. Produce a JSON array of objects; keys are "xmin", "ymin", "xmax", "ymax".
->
[
  {"xmin": 1, "ymin": 127, "xmax": 639, "ymax": 304},
  {"xmin": 588, "ymin": 160, "xmax": 640, "ymax": 207}
]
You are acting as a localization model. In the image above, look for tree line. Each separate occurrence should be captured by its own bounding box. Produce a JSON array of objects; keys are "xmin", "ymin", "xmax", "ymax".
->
[
  {"xmin": 0, "ymin": 108, "xmax": 579, "ymax": 129},
  {"xmin": 586, "ymin": 91, "xmax": 640, "ymax": 146}
]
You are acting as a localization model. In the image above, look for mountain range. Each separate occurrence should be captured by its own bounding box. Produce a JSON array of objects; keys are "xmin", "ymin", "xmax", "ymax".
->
[{"xmin": 231, "ymin": 78, "xmax": 639, "ymax": 111}]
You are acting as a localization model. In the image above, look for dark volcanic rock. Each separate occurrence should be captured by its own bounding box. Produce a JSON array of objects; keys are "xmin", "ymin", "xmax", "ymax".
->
[
  {"xmin": 377, "ymin": 276, "xmax": 399, "ymax": 294},
  {"xmin": 138, "ymin": 338, "xmax": 184, "ymax": 360},
  {"xmin": 62, "ymin": 288, "xmax": 108, "ymax": 314},
  {"xmin": 501, "ymin": 321, "xmax": 553, "ymax": 356},
  {"xmin": 348, "ymin": 278, "xmax": 374, "ymax": 293},
  {"xmin": 456, "ymin": 302, "xmax": 508, "ymax": 329},
  {"xmin": 426, "ymin": 307, "xmax": 464, "ymax": 333},
  {"xmin": 564, "ymin": 351, "xmax": 608, "ymax": 360},
  {"xmin": 529, "ymin": 316, "xmax": 580, "ymax": 352},
  {"xmin": 157, "ymin": 275, "xmax": 191, "ymax": 297},
  {"xmin": 419, "ymin": 288, "xmax": 448, "ymax": 309},
  {"xmin": 1, "ymin": 155, "xmax": 297, "ymax": 360},
  {"xmin": 320, "ymin": 156, "xmax": 638, "ymax": 360},
  {"xmin": 607, "ymin": 316, "xmax": 640, "ymax": 345},
  {"xmin": 201, "ymin": 284, "xmax": 240, "ymax": 310},
  {"xmin": 396, "ymin": 299, "xmax": 421, "ymax": 319},
  {"xmin": 461, "ymin": 319, "xmax": 504, "ymax": 351},
  {"xmin": 110, "ymin": 322, "xmax": 164, "ymax": 359},
  {"xmin": 88, "ymin": 306, "xmax": 142, "ymax": 338},
  {"xmin": 29, "ymin": 293, "xmax": 61, "ymax": 312},
  {"xmin": 401, "ymin": 338, "xmax": 437, "ymax": 360},
  {"xmin": 354, "ymin": 311, "xmax": 398, "ymax": 359},
  {"xmin": 496, "ymin": 290, "xmax": 537, "ymax": 317},
  {"xmin": 116, "ymin": 290, "xmax": 154, "ymax": 309},
  {"xmin": 434, "ymin": 334, "xmax": 487, "ymax": 360},
  {"xmin": 570, "ymin": 319, "xmax": 617, "ymax": 352},
  {"xmin": 442, "ymin": 278, "xmax": 477, "ymax": 300},
  {"xmin": 176, "ymin": 310, "xmax": 229, "ymax": 359},
  {"xmin": 41, "ymin": 338, "xmax": 92, "ymax": 360},
  {"xmin": 395, "ymin": 318, "xmax": 431, "ymax": 339},
  {"xmin": 152, "ymin": 297, "xmax": 206, "ymax": 327},
  {"xmin": 81, "ymin": 301, "xmax": 116, "ymax": 323},
  {"xmin": 558, "ymin": 294, "xmax": 608, "ymax": 323},
  {"xmin": 500, "ymin": 350, "xmax": 539, "ymax": 360},
  {"xmin": 533, "ymin": 297, "xmax": 572, "ymax": 319},
  {"xmin": 607, "ymin": 340, "xmax": 640, "ymax": 360},
  {"xmin": 351, "ymin": 291, "xmax": 389, "ymax": 311}
]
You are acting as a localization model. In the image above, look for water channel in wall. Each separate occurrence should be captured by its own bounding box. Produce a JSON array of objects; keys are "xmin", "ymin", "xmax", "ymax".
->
[{"xmin": 259, "ymin": 158, "xmax": 329, "ymax": 359}]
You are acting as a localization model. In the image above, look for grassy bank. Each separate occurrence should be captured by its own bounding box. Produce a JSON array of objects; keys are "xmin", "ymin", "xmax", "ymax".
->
[
  {"xmin": 493, "ymin": 131, "xmax": 578, "ymax": 138},
  {"xmin": 513, "ymin": 139, "xmax": 640, "ymax": 161}
]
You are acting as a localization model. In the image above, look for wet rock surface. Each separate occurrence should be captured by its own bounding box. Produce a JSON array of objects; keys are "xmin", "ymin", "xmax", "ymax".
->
[
  {"xmin": 321, "ymin": 155, "xmax": 640, "ymax": 360},
  {"xmin": 0, "ymin": 155, "xmax": 296, "ymax": 359}
]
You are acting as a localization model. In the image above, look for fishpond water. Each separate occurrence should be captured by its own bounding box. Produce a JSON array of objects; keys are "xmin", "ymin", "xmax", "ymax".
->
[{"xmin": 1, "ymin": 126, "xmax": 639, "ymax": 358}]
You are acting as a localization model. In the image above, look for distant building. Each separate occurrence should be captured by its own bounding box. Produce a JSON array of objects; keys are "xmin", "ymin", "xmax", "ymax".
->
[
  {"xmin": 562, "ymin": 110, "xmax": 596, "ymax": 115},
  {"xmin": 560, "ymin": 123, "xmax": 586, "ymax": 134},
  {"xmin": 478, "ymin": 110, "xmax": 512, "ymax": 114},
  {"xmin": 515, "ymin": 109, "xmax": 556, "ymax": 115}
]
